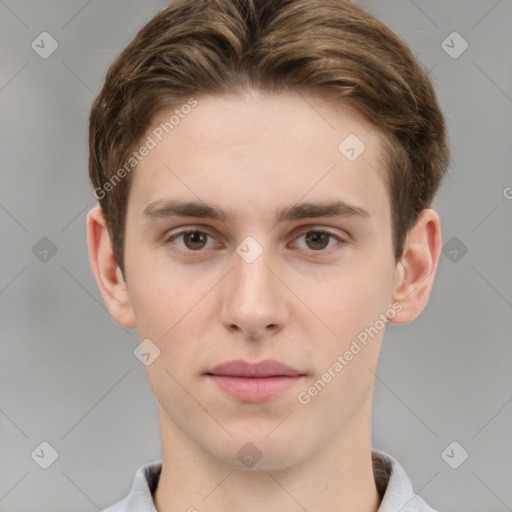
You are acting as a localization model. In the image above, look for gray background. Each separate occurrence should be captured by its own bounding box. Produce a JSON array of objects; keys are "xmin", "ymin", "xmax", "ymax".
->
[{"xmin": 1, "ymin": 1, "xmax": 511, "ymax": 511}]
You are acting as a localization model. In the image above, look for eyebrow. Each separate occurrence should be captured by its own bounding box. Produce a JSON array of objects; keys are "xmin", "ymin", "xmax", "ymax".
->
[{"xmin": 142, "ymin": 199, "xmax": 370, "ymax": 224}]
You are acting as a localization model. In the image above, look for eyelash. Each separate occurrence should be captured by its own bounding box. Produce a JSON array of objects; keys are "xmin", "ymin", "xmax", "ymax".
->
[{"xmin": 163, "ymin": 227, "xmax": 345, "ymax": 257}]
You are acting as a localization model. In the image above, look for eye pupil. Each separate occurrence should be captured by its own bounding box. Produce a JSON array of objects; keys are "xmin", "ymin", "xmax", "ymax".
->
[{"xmin": 305, "ymin": 231, "xmax": 329, "ymax": 250}]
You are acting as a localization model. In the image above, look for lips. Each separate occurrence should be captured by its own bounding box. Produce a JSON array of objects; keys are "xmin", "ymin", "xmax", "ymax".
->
[
  {"xmin": 206, "ymin": 359, "xmax": 303, "ymax": 378},
  {"xmin": 205, "ymin": 359, "xmax": 305, "ymax": 403}
]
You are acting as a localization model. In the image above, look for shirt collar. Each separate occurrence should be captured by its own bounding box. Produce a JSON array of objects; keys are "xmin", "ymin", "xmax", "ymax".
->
[{"xmin": 103, "ymin": 449, "xmax": 436, "ymax": 512}]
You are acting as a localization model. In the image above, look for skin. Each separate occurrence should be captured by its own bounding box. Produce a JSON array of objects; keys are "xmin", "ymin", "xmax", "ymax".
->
[{"xmin": 87, "ymin": 91, "xmax": 441, "ymax": 512}]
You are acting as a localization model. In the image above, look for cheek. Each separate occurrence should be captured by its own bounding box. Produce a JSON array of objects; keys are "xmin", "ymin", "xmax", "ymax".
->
[
  {"xmin": 125, "ymin": 256, "xmax": 221, "ymax": 369},
  {"xmin": 124, "ymin": 237, "xmax": 187, "ymax": 330},
  {"xmin": 305, "ymin": 274, "xmax": 389, "ymax": 405},
  {"xmin": 128, "ymin": 272, "xmax": 194, "ymax": 339},
  {"xmin": 310, "ymin": 262, "xmax": 393, "ymax": 336}
]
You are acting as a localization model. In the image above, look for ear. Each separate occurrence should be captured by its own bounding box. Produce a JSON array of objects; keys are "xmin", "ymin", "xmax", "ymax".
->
[
  {"xmin": 389, "ymin": 209, "xmax": 442, "ymax": 324},
  {"xmin": 86, "ymin": 205, "xmax": 136, "ymax": 328}
]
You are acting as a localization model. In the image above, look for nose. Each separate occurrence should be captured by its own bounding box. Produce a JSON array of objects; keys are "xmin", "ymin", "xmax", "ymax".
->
[{"xmin": 219, "ymin": 245, "xmax": 289, "ymax": 340}]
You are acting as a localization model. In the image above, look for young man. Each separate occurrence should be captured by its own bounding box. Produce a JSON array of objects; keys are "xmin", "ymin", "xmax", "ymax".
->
[{"xmin": 87, "ymin": 0, "xmax": 449, "ymax": 510}]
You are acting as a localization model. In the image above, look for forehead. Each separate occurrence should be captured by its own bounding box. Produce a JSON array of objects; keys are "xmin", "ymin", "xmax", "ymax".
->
[{"xmin": 129, "ymin": 92, "xmax": 389, "ymax": 227}]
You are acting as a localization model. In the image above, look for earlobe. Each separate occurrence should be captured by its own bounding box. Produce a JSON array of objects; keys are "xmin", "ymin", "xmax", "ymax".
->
[
  {"xmin": 389, "ymin": 209, "xmax": 442, "ymax": 325},
  {"xmin": 86, "ymin": 205, "xmax": 136, "ymax": 328}
]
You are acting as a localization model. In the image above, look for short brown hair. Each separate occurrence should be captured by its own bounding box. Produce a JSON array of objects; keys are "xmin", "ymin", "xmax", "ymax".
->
[{"xmin": 89, "ymin": 0, "xmax": 449, "ymax": 274}]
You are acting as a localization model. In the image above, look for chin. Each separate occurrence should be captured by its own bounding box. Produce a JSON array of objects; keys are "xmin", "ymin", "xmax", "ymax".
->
[{"xmin": 204, "ymin": 431, "xmax": 309, "ymax": 472}]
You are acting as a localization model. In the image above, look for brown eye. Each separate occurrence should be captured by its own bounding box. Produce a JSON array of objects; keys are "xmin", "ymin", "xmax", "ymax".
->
[
  {"xmin": 182, "ymin": 231, "xmax": 208, "ymax": 250},
  {"xmin": 292, "ymin": 229, "xmax": 342, "ymax": 252},
  {"xmin": 166, "ymin": 229, "xmax": 216, "ymax": 253},
  {"xmin": 304, "ymin": 231, "xmax": 333, "ymax": 250}
]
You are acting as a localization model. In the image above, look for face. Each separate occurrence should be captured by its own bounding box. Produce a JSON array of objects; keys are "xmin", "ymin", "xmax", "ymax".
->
[{"xmin": 122, "ymin": 92, "xmax": 399, "ymax": 469}]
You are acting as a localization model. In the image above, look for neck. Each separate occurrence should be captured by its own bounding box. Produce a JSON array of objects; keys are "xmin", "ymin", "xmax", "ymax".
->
[{"xmin": 153, "ymin": 409, "xmax": 381, "ymax": 512}]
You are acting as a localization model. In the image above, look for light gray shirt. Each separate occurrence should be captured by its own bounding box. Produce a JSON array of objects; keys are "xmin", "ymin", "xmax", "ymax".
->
[{"xmin": 103, "ymin": 449, "xmax": 437, "ymax": 512}]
